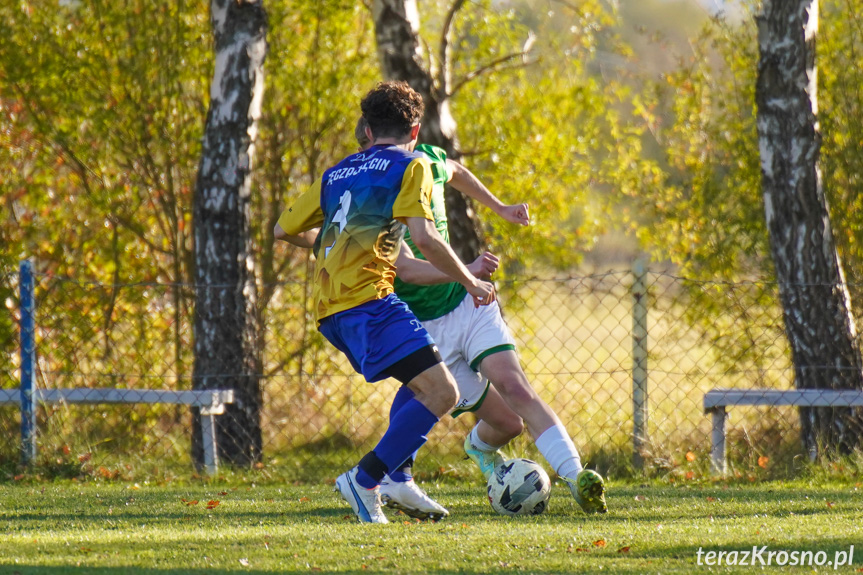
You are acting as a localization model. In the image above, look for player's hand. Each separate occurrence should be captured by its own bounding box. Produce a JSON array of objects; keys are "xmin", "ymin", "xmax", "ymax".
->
[
  {"xmin": 467, "ymin": 251, "xmax": 500, "ymax": 280},
  {"xmin": 467, "ymin": 279, "xmax": 496, "ymax": 307},
  {"xmin": 499, "ymin": 203, "xmax": 530, "ymax": 226}
]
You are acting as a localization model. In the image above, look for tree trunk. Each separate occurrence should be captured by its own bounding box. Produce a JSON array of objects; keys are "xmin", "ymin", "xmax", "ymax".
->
[
  {"xmin": 371, "ymin": 0, "xmax": 485, "ymax": 262},
  {"xmin": 755, "ymin": 0, "xmax": 863, "ymax": 457},
  {"xmin": 192, "ymin": 0, "xmax": 267, "ymax": 468}
]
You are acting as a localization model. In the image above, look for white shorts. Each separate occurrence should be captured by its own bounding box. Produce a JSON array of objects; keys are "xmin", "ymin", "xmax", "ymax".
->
[{"xmin": 422, "ymin": 293, "xmax": 517, "ymax": 416}]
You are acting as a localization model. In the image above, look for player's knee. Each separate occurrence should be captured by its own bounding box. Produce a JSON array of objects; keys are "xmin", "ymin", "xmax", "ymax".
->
[
  {"xmin": 420, "ymin": 371, "xmax": 458, "ymax": 413},
  {"xmin": 438, "ymin": 376, "xmax": 458, "ymax": 411},
  {"xmin": 503, "ymin": 416, "xmax": 525, "ymax": 440}
]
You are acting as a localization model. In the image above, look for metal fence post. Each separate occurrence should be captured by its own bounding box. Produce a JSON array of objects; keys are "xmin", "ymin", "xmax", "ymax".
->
[
  {"xmin": 632, "ymin": 257, "xmax": 649, "ymax": 470},
  {"xmin": 19, "ymin": 260, "xmax": 37, "ymax": 466}
]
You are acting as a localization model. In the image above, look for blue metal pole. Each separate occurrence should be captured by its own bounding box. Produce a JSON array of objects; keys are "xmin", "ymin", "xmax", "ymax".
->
[{"xmin": 19, "ymin": 260, "xmax": 36, "ymax": 466}]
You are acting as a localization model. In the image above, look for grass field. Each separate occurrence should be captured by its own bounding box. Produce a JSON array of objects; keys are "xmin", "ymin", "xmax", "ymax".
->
[{"xmin": 2, "ymin": 476, "xmax": 862, "ymax": 574}]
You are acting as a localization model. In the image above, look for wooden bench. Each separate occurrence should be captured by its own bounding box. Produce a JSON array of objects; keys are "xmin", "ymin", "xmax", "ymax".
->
[
  {"xmin": 0, "ymin": 388, "xmax": 234, "ymax": 475},
  {"xmin": 704, "ymin": 388, "xmax": 863, "ymax": 474}
]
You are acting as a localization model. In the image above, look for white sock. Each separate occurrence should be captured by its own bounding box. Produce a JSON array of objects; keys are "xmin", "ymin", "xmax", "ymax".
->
[
  {"xmin": 535, "ymin": 424, "xmax": 583, "ymax": 480},
  {"xmin": 468, "ymin": 424, "xmax": 503, "ymax": 452}
]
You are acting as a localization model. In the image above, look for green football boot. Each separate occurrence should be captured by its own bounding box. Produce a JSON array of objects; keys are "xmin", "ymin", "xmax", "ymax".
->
[{"xmin": 563, "ymin": 469, "xmax": 608, "ymax": 514}]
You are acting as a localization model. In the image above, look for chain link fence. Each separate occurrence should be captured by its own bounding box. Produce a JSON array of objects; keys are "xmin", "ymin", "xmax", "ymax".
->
[{"xmin": 1, "ymin": 262, "xmax": 822, "ymax": 481}]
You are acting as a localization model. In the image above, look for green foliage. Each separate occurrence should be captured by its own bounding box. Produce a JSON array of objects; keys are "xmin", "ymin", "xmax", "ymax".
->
[
  {"xmin": 820, "ymin": 1, "xmax": 863, "ymax": 296},
  {"xmin": 635, "ymin": 11, "xmax": 767, "ymax": 279},
  {"xmin": 420, "ymin": 0, "xmax": 653, "ymax": 274},
  {"xmin": 607, "ymin": 5, "xmax": 782, "ymax": 378},
  {"xmin": 0, "ymin": 1, "xmax": 209, "ymax": 284},
  {"xmin": 624, "ymin": 1, "xmax": 863, "ymax": 379}
]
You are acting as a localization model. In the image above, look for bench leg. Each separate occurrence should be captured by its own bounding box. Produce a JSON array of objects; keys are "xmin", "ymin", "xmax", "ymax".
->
[
  {"xmin": 710, "ymin": 407, "xmax": 727, "ymax": 476},
  {"xmin": 201, "ymin": 413, "xmax": 218, "ymax": 476}
]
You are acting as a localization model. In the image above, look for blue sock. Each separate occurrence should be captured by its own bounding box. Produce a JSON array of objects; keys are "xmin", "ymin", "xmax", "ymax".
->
[
  {"xmin": 388, "ymin": 386, "xmax": 417, "ymax": 482},
  {"xmin": 388, "ymin": 457, "xmax": 413, "ymax": 482},
  {"xmin": 356, "ymin": 398, "xmax": 438, "ymax": 488},
  {"xmin": 389, "ymin": 385, "xmax": 415, "ymax": 418}
]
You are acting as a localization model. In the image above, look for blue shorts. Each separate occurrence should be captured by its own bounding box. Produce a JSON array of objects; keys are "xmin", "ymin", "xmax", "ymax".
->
[{"xmin": 318, "ymin": 294, "xmax": 436, "ymax": 382}]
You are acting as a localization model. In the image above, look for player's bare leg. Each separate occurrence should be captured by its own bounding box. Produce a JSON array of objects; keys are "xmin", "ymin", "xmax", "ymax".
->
[
  {"xmin": 407, "ymin": 362, "xmax": 459, "ymax": 417},
  {"xmin": 465, "ymin": 386, "xmax": 523, "ymax": 478},
  {"xmin": 480, "ymin": 349, "xmax": 607, "ymax": 513}
]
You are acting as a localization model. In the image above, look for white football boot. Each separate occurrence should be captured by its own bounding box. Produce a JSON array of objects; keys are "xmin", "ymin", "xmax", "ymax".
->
[
  {"xmin": 379, "ymin": 477, "xmax": 449, "ymax": 521},
  {"xmin": 334, "ymin": 467, "xmax": 389, "ymax": 524}
]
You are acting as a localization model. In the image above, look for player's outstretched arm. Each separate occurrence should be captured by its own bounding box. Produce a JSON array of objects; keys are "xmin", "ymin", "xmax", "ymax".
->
[
  {"xmin": 448, "ymin": 160, "xmax": 529, "ymax": 226},
  {"xmin": 402, "ymin": 217, "xmax": 496, "ymax": 306},
  {"xmin": 396, "ymin": 243, "xmax": 499, "ymax": 285},
  {"xmin": 274, "ymin": 178, "xmax": 324, "ymax": 248},
  {"xmin": 274, "ymin": 223, "xmax": 319, "ymax": 249}
]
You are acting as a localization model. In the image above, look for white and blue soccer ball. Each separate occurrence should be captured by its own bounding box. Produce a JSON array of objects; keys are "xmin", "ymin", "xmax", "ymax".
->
[{"xmin": 487, "ymin": 458, "xmax": 551, "ymax": 516}]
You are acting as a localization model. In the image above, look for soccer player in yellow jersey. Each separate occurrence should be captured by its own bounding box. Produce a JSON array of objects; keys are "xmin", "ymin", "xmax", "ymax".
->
[{"xmin": 274, "ymin": 81, "xmax": 495, "ymax": 523}]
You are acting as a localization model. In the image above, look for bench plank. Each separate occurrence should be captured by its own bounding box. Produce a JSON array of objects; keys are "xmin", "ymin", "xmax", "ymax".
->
[
  {"xmin": 1, "ymin": 388, "xmax": 234, "ymax": 475},
  {"xmin": 705, "ymin": 387, "xmax": 863, "ymax": 476},
  {"xmin": 0, "ymin": 388, "xmax": 233, "ymax": 408},
  {"xmin": 704, "ymin": 388, "xmax": 863, "ymax": 410}
]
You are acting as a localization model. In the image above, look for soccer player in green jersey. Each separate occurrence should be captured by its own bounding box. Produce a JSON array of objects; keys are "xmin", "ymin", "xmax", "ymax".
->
[{"xmin": 355, "ymin": 118, "xmax": 608, "ymax": 516}]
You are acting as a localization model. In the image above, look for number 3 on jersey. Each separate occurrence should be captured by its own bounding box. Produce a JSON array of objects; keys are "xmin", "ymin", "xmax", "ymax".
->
[{"xmin": 324, "ymin": 190, "xmax": 352, "ymax": 258}]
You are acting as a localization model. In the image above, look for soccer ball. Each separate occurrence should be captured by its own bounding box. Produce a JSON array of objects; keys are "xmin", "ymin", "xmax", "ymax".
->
[{"xmin": 487, "ymin": 458, "xmax": 551, "ymax": 516}]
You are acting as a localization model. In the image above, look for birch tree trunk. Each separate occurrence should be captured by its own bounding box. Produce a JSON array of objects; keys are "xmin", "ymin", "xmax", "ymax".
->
[
  {"xmin": 371, "ymin": 0, "xmax": 485, "ymax": 262},
  {"xmin": 192, "ymin": 0, "xmax": 267, "ymax": 468},
  {"xmin": 755, "ymin": 0, "xmax": 863, "ymax": 457}
]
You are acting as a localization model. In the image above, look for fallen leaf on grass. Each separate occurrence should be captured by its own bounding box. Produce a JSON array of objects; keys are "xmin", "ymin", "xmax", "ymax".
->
[
  {"xmin": 706, "ymin": 497, "xmax": 716, "ymax": 502},
  {"xmin": 299, "ymin": 497, "xmax": 310, "ymax": 503},
  {"xmin": 206, "ymin": 500, "xmax": 220, "ymax": 509},
  {"xmin": 827, "ymin": 501, "xmax": 836, "ymax": 508},
  {"xmin": 593, "ymin": 539, "xmax": 606, "ymax": 548},
  {"xmin": 617, "ymin": 546, "xmax": 631, "ymax": 554}
]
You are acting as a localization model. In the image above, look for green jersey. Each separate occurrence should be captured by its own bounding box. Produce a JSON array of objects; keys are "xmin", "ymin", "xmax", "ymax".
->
[{"xmin": 394, "ymin": 144, "xmax": 467, "ymax": 321}]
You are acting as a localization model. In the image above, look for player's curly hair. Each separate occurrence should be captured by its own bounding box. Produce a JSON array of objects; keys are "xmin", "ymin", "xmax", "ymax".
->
[{"xmin": 360, "ymin": 81, "xmax": 424, "ymax": 140}]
